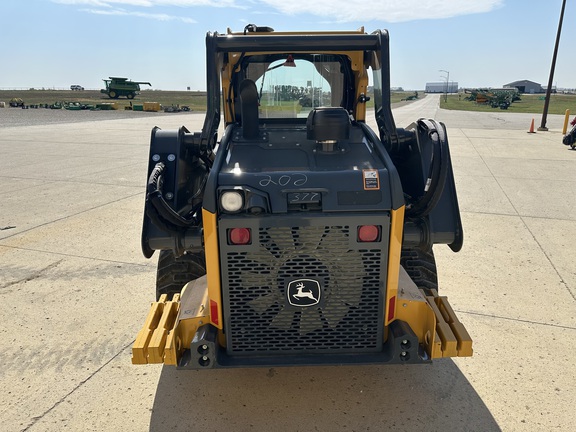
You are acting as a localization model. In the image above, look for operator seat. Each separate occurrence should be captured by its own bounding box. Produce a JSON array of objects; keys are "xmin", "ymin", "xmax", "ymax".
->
[
  {"xmin": 239, "ymin": 79, "xmax": 259, "ymax": 139},
  {"xmin": 306, "ymin": 107, "xmax": 350, "ymax": 151}
]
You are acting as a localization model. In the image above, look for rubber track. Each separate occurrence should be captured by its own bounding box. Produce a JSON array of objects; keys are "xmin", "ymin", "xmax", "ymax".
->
[
  {"xmin": 156, "ymin": 250, "xmax": 206, "ymax": 300},
  {"xmin": 400, "ymin": 247, "xmax": 438, "ymax": 292}
]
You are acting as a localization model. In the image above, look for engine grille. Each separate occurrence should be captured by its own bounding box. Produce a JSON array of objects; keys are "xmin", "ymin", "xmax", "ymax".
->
[{"xmin": 220, "ymin": 220, "xmax": 387, "ymax": 355}]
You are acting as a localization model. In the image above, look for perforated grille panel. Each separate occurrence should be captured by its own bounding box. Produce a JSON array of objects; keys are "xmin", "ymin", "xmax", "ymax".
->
[{"xmin": 219, "ymin": 218, "xmax": 388, "ymax": 355}]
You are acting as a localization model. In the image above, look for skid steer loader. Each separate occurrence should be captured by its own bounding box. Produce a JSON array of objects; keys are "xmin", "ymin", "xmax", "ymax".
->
[{"xmin": 132, "ymin": 25, "xmax": 472, "ymax": 368}]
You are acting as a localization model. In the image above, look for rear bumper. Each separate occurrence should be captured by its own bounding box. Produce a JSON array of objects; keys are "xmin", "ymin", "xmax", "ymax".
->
[
  {"xmin": 178, "ymin": 319, "xmax": 427, "ymax": 369},
  {"xmin": 132, "ymin": 270, "xmax": 472, "ymax": 368}
]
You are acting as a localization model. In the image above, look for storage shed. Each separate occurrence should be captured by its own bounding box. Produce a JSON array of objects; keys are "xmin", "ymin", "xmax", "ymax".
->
[
  {"xmin": 503, "ymin": 80, "xmax": 543, "ymax": 94},
  {"xmin": 425, "ymin": 82, "xmax": 458, "ymax": 93}
]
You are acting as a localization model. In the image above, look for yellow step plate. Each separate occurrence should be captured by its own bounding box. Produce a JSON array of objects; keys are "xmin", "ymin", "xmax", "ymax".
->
[
  {"xmin": 426, "ymin": 293, "xmax": 473, "ymax": 358},
  {"xmin": 132, "ymin": 294, "xmax": 180, "ymax": 365},
  {"xmin": 132, "ymin": 276, "xmax": 210, "ymax": 365}
]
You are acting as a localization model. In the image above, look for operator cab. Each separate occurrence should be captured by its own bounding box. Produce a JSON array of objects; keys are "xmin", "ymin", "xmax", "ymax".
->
[
  {"xmin": 231, "ymin": 53, "xmax": 355, "ymax": 123},
  {"xmin": 232, "ymin": 53, "xmax": 358, "ymax": 157}
]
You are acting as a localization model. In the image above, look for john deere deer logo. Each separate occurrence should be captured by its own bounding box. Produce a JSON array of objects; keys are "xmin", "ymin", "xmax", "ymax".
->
[{"xmin": 287, "ymin": 279, "xmax": 321, "ymax": 307}]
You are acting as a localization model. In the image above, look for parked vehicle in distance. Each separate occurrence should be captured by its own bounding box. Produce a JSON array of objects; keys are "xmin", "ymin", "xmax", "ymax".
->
[{"xmin": 70, "ymin": 85, "xmax": 84, "ymax": 91}]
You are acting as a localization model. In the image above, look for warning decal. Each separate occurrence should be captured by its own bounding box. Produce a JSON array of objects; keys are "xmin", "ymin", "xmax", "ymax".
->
[{"xmin": 363, "ymin": 169, "xmax": 380, "ymax": 190}]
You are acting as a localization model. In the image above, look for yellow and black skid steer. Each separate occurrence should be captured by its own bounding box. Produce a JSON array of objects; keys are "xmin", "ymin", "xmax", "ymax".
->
[{"xmin": 132, "ymin": 25, "xmax": 472, "ymax": 369}]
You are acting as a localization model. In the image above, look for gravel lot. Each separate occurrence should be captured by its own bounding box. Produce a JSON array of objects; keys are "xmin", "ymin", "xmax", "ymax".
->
[
  {"xmin": 0, "ymin": 98, "xmax": 420, "ymax": 129},
  {"xmin": 0, "ymin": 107, "xmax": 195, "ymax": 128}
]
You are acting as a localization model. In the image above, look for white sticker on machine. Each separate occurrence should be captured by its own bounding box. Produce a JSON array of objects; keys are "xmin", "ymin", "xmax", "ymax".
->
[{"xmin": 363, "ymin": 169, "xmax": 380, "ymax": 190}]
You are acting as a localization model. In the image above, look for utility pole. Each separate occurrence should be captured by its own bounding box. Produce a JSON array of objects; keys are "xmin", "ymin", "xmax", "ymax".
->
[
  {"xmin": 539, "ymin": 0, "xmax": 566, "ymax": 131},
  {"xmin": 439, "ymin": 70, "xmax": 449, "ymax": 103}
]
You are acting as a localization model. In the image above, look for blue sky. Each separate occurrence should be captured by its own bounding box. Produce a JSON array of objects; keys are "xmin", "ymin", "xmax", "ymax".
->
[{"xmin": 1, "ymin": 0, "xmax": 574, "ymax": 91}]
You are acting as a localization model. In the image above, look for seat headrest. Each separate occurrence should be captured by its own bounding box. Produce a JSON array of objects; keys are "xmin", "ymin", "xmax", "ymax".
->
[
  {"xmin": 239, "ymin": 79, "xmax": 259, "ymax": 139},
  {"xmin": 306, "ymin": 107, "xmax": 350, "ymax": 142}
]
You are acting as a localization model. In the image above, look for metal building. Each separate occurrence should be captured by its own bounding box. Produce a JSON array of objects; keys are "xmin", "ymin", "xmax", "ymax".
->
[
  {"xmin": 425, "ymin": 82, "xmax": 459, "ymax": 93},
  {"xmin": 503, "ymin": 80, "xmax": 543, "ymax": 94}
]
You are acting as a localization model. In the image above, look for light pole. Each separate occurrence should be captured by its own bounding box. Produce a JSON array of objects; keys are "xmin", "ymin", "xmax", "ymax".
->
[
  {"xmin": 539, "ymin": 0, "xmax": 566, "ymax": 131},
  {"xmin": 439, "ymin": 70, "xmax": 449, "ymax": 103}
]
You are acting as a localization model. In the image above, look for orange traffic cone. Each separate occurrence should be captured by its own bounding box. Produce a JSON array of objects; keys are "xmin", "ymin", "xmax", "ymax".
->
[{"xmin": 528, "ymin": 118, "xmax": 536, "ymax": 133}]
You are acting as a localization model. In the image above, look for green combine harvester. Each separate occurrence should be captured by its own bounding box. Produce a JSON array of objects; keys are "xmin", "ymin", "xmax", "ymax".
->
[{"xmin": 100, "ymin": 77, "xmax": 151, "ymax": 99}]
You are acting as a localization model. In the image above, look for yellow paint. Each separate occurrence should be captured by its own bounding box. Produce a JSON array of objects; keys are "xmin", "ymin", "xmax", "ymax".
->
[
  {"xmin": 395, "ymin": 287, "xmax": 473, "ymax": 359},
  {"xmin": 132, "ymin": 293, "xmax": 181, "ymax": 365},
  {"xmin": 133, "ymin": 280, "xmax": 212, "ymax": 365},
  {"xmin": 385, "ymin": 206, "xmax": 404, "ymax": 325},
  {"xmin": 395, "ymin": 297, "xmax": 435, "ymax": 357},
  {"xmin": 202, "ymin": 209, "xmax": 224, "ymax": 329},
  {"xmin": 227, "ymin": 28, "xmax": 366, "ymax": 36},
  {"xmin": 563, "ymin": 109, "xmax": 571, "ymax": 135},
  {"xmin": 431, "ymin": 295, "xmax": 473, "ymax": 357}
]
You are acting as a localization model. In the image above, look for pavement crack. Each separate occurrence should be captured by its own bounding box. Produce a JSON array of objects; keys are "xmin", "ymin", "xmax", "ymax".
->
[
  {"xmin": 519, "ymin": 218, "xmax": 576, "ymax": 303},
  {"xmin": 0, "ymin": 191, "xmax": 143, "ymax": 241},
  {"xmin": 0, "ymin": 259, "xmax": 63, "ymax": 290},
  {"xmin": 459, "ymin": 310, "xmax": 576, "ymax": 331},
  {"xmin": 0, "ymin": 243, "xmax": 154, "ymax": 269},
  {"xmin": 21, "ymin": 341, "xmax": 134, "ymax": 432}
]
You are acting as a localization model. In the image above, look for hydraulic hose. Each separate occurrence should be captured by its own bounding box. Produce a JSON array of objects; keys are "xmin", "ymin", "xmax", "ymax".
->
[{"xmin": 146, "ymin": 162, "xmax": 197, "ymax": 229}]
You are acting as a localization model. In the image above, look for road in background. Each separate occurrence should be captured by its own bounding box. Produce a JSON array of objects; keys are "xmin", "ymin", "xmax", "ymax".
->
[
  {"xmin": 1, "ymin": 97, "xmax": 575, "ymax": 431},
  {"xmin": 377, "ymin": 93, "xmax": 568, "ymax": 131}
]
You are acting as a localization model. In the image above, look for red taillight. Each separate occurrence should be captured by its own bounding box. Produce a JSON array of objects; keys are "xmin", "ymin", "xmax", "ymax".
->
[
  {"xmin": 387, "ymin": 295, "xmax": 396, "ymax": 322},
  {"xmin": 210, "ymin": 299, "xmax": 219, "ymax": 326},
  {"xmin": 358, "ymin": 225, "xmax": 380, "ymax": 242},
  {"xmin": 228, "ymin": 227, "xmax": 251, "ymax": 245}
]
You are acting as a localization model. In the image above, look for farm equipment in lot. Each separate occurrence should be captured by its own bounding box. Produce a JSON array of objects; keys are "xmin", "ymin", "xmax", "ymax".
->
[
  {"xmin": 9, "ymin": 98, "xmax": 24, "ymax": 107},
  {"xmin": 132, "ymin": 25, "xmax": 472, "ymax": 369},
  {"xmin": 465, "ymin": 88, "xmax": 520, "ymax": 109},
  {"xmin": 100, "ymin": 77, "xmax": 151, "ymax": 99},
  {"xmin": 401, "ymin": 91, "xmax": 419, "ymax": 101}
]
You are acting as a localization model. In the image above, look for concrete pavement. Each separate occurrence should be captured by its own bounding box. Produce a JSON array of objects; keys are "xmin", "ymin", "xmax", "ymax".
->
[{"xmin": 1, "ymin": 96, "xmax": 575, "ymax": 431}]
